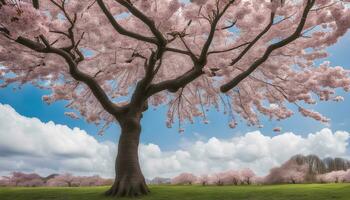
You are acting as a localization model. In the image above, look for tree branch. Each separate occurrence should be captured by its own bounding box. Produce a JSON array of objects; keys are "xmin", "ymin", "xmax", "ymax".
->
[
  {"xmin": 220, "ymin": 0, "xmax": 316, "ymax": 93},
  {"xmin": 96, "ymin": 0, "xmax": 158, "ymax": 45},
  {"xmin": 32, "ymin": 0, "xmax": 39, "ymax": 9},
  {"xmin": 114, "ymin": 0, "xmax": 167, "ymax": 46},
  {"xmin": 230, "ymin": 11, "xmax": 275, "ymax": 66},
  {"xmin": 208, "ymin": 42, "xmax": 250, "ymax": 55},
  {"xmin": 147, "ymin": 66, "xmax": 204, "ymax": 96},
  {"xmin": 147, "ymin": 0, "xmax": 236, "ymax": 96},
  {"xmin": 15, "ymin": 36, "xmax": 123, "ymax": 118},
  {"xmin": 199, "ymin": 0, "xmax": 235, "ymax": 62}
]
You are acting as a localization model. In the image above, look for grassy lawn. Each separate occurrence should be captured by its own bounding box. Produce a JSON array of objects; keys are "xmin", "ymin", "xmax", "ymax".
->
[{"xmin": 0, "ymin": 184, "xmax": 349, "ymax": 200}]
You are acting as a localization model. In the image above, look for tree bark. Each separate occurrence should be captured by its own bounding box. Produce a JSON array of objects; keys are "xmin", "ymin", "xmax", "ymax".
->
[{"xmin": 105, "ymin": 116, "xmax": 149, "ymax": 197}]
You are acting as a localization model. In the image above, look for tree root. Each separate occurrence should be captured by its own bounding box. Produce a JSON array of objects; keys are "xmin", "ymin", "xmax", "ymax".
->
[{"xmin": 105, "ymin": 178, "xmax": 150, "ymax": 197}]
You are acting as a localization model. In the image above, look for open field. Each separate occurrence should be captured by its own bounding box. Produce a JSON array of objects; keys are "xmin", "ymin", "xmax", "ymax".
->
[{"xmin": 0, "ymin": 184, "xmax": 349, "ymax": 200}]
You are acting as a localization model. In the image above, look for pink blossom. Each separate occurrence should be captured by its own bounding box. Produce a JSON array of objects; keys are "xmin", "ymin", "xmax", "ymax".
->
[{"xmin": 171, "ymin": 173, "xmax": 197, "ymax": 185}]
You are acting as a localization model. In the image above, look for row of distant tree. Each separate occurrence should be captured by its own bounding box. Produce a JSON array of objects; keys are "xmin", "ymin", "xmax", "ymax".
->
[
  {"xmin": 0, "ymin": 173, "xmax": 113, "ymax": 187},
  {"xmin": 1, "ymin": 155, "xmax": 349, "ymax": 187},
  {"xmin": 264, "ymin": 155, "xmax": 350, "ymax": 184},
  {"xmin": 151, "ymin": 155, "xmax": 350, "ymax": 186}
]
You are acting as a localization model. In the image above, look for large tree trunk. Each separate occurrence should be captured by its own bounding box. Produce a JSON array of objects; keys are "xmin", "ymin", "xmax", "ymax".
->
[{"xmin": 105, "ymin": 116, "xmax": 149, "ymax": 197}]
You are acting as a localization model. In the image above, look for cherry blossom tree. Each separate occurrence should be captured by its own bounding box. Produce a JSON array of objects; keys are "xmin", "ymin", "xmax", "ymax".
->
[
  {"xmin": 265, "ymin": 160, "xmax": 308, "ymax": 184},
  {"xmin": 221, "ymin": 170, "xmax": 241, "ymax": 185},
  {"xmin": 251, "ymin": 176, "xmax": 265, "ymax": 185},
  {"xmin": 46, "ymin": 178, "xmax": 70, "ymax": 187},
  {"xmin": 210, "ymin": 172, "xmax": 229, "ymax": 186},
  {"xmin": 5, "ymin": 172, "xmax": 44, "ymax": 187},
  {"xmin": 317, "ymin": 170, "xmax": 347, "ymax": 183},
  {"xmin": 46, "ymin": 173, "xmax": 76, "ymax": 187},
  {"xmin": 287, "ymin": 166, "xmax": 308, "ymax": 184},
  {"xmin": 240, "ymin": 168, "xmax": 256, "ymax": 185},
  {"xmin": 197, "ymin": 174, "xmax": 210, "ymax": 186},
  {"xmin": 171, "ymin": 172, "xmax": 197, "ymax": 185},
  {"xmin": 46, "ymin": 174, "xmax": 112, "ymax": 187},
  {"xmin": 19, "ymin": 178, "xmax": 45, "ymax": 187},
  {"xmin": 79, "ymin": 175, "xmax": 108, "ymax": 186},
  {"xmin": 1, "ymin": 0, "xmax": 350, "ymax": 196},
  {"xmin": 0, "ymin": 176, "xmax": 10, "ymax": 187},
  {"xmin": 343, "ymin": 169, "xmax": 350, "ymax": 183}
]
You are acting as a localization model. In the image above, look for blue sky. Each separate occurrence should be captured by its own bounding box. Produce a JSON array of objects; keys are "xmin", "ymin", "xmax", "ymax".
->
[{"xmin": 1, "ymin": 32, "xmax": 350, "ymax": 153}]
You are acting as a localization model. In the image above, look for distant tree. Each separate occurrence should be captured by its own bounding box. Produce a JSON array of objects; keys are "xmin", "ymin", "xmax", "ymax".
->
[
  {"xmin": 101, "ymin": 178, "xmax": 114, "ymax": 186},
  {"xmin": 197, "ymin": 174, "xmax": 209, "ymax": 186},
  {"xmin": 240, "ymin": 168, "xmax": 256, "ymax": 185},
  {"xmin": 46, "ymin": 174, "xmax": 112, "ymax": 187},
  {"xmin": 79, "ymin": 176, "xmax": 97, "ymax": 186},
  {"xmin": 343, "ymin": 170, "xmax": 350, "ymax": 183},
  {"xmin": 288, "ymin": 155, "xmax": 350, "ymax": 182},
  {"xmin": 323, "ymin": 157, "xmax": 350, "ymax": 173},
  {"xmin": 287, "ymin": 165, "xmax": 308, "ymax": 184},
  {"xmin": 46, "ymin": 179, "xmax": 69, "ymax": 187},
  {"xmin": 79, "ymin": 175, "xmax": 112, "ymax": 186},
  {"xmin": 317, "ymin": 170, "xmax": 347, "ymax": 183},
  {"xmin": 265, "ymin": 160, "xmax": 308, "ymax": 184},
  {"xmin": 292, "ymin": 154, "xmax": 326, "ymax": 175},
  {"xmin": 251, "ymin": 176, "xmax": 265, "ymax": 185},
  {"xmin": 209, "ymin": 173, "xmax": 225, "ymax": 186},
  {"xmin": 171, "ymin": 173, "xmax": 197, "ymax": 185},
  {"xmin": 0, "ymin": 176, "xmax": 10, "ymax": 187},
  {"xmin": 18, "ymin": 178, "xmax": 45, "ymax": 187},
  {"xmin": 46, "ymin": 173, "xmax": 76, "ymax": 187},
  {"xmin": 5, "ymin": 172, "xmax": 44, "ymax": 187},
  {"xmin": 1, "ymin": 0, "xmax": 350, "ymax": 196},
  {"xmin": 221, "ymin": 170, "xmax": 241, "ymax": 185}
]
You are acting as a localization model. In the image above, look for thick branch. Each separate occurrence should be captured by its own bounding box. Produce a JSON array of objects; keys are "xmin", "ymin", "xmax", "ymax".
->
[
  {"xmin": 16, "ymin": 36, "xmax": 123, "ymax": 118},
  {"xmin": 220, "ymin": 0, "xmax": 316, "ymax": 93},
  {"xmin": 115, "ymin": 0, "xmax": 167, "ymax": 46},
  {"xmin": 230, "ymin": 11, "xmax": 275, "ymax": 66},
  {"xmin": 199, "ymin": 0, "xmax": 235, "ymax": 62},
  {"xmin": 32, "ymin": 0, "xmax": 39, "ymax": 9},
  {"xmin": 147, "ymin": 66, "xmax": 204, "ymax": 96},
  {"xmin": 129, "ymin": 48, "xmax": 166, "ymax": 113},
  {"xmin": 96, "ymin": 0, "xmax": 158, "ymax": 45},
  {"xmin": 148, "ymin": 1, "xmax": 235, "ymax": 95}
]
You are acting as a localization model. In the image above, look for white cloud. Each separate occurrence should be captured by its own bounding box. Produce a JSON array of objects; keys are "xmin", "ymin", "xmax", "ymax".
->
[
  {"xmin": 0, "ymin": 104, "xmax": 349, "ymax": 179},
  {"xmin": 0, "ymin": 104, "xmax": 116, "ymax": 178},
  {"xmin": 138, "ymin": 129, "xmax": 349, "ymax": 178}
]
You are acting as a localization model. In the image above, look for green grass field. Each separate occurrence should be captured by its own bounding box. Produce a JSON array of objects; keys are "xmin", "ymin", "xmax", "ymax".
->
[{"xmin": 0, "ymin": 184, "xmax": 349, "ymax": 200}]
